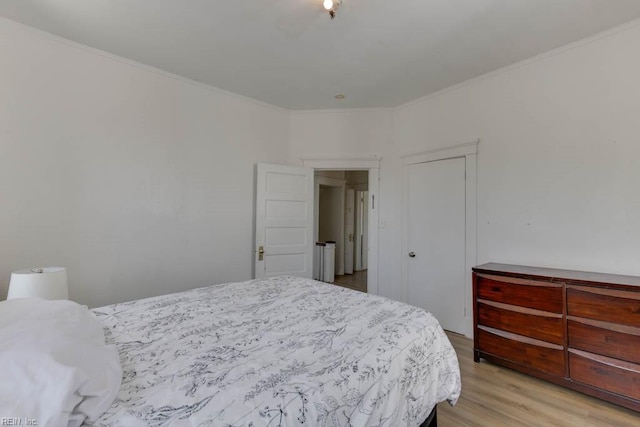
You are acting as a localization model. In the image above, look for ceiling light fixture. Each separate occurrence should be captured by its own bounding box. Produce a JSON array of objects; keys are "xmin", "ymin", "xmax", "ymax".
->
[{"xmin": 323, "ymin": 0, "xmax": 341, "ymax": 20}]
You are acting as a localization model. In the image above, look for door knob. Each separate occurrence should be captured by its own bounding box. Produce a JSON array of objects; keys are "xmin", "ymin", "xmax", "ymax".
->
[
  {"xmin": 258, "ymin": 246, "xmax": 264, "ymax": 261},
  {"xmin": 408, "ymin": 252, "xmax": 416, "ymax": 258}
]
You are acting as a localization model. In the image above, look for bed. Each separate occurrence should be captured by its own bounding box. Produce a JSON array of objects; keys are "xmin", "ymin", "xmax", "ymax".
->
[{"xmin": 1, "ymin": 276, "xmax": 460, "ymax": 426}]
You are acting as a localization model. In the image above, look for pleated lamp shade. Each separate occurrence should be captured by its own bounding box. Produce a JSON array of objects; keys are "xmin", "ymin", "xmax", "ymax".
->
[{"xmin": 7, "ymin": 267, "xmax": 69, "ymax": 300}]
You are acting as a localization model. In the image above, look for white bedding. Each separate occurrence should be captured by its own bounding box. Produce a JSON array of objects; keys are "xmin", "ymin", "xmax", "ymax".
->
[
  {"xmin": 93, "ymin": 276, "xmax": 461, "ymax": 426},
  {"xmin": 0, "ymin": 298, "xmax": 122, "ymax": 427}
]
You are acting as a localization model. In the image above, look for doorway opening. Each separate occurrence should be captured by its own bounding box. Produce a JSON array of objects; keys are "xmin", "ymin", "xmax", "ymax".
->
[
  {"xmin": 315, "ymin": 171, "xmax": 369, "ymax": 293},
  {"xmin": 301, "ymin": 158, "xmax": 380, "ymax": 295}
]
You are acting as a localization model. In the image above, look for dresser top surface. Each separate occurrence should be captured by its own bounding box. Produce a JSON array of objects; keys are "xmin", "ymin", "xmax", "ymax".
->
[{"xmin": 473, "ymin": 263, "xmax": 640, "ymax": 288}]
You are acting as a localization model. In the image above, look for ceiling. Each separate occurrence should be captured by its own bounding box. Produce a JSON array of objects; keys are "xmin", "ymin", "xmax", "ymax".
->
[{"xmin": 3, "ymin": 0, "xmax": 640, "ymax": 110}]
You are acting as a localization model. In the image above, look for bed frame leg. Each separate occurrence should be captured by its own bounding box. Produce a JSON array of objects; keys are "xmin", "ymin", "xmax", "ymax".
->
[{"xmin": 419, "ymin": 405, "xmax": 437, "ymax": 427}]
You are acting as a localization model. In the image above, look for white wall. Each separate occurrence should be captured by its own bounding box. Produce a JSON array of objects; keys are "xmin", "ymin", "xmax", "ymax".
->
[
  {"xmin": 0, "ymin": 18, "xmax": 289, "ymax": 307},
  {"xmin": 290, "ymin": 22, "xmax": 640, "ymax": 303},
  {"xmin": 289, "ymin": 110, "xmax": 394, "ymax": 164},
  {"xmin": 5, "ymin": 16, "xmax": 640, "ymax": 310}
]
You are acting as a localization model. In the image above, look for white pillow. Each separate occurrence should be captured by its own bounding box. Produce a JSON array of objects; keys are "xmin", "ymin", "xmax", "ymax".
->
[{"xmin": 0, "ymin": 298, "xmax": 122, "ymax": 427}]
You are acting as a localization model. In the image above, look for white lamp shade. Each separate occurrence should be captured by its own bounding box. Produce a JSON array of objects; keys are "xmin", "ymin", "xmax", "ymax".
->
[{"xmin": 7, "ymin": 267, "xmax": 69, "ymax": 300}]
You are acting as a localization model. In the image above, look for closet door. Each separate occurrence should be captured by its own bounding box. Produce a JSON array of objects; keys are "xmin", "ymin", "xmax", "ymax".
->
[{"xmin": 406, "ymin": 157, "xmax": 466, "ymax": 334}]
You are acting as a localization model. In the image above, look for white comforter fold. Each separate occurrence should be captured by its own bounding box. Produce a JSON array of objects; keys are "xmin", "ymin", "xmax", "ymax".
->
[{"xmin": 0, "ymin": 298, "xmax": 122, "ymax": 427}]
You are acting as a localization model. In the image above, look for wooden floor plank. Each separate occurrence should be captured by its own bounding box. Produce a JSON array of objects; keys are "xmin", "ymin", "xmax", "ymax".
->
[
  {"xmin": 333, "ymin": 270, "xmax": 367, "ymax": 292},
  {"xmin": 439, "ymin": 332, "xmax": 640, "ymax": 426}
]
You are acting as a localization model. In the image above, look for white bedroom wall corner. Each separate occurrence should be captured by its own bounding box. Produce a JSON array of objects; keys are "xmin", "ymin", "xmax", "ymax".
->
[
  {"xmin": 0, "ymin": 17, "xmax": 288, "ymax": 114},
  {"xmin": 0, "ymin": 19, "xmax": 291, "ymax": 306},
  {"xmin": 394, "ymin": 18, "xmax": 640, "ymax": 113},
  {"xmin": 393, "ymin": 21, "xmax": 640, "ymax": 296}
]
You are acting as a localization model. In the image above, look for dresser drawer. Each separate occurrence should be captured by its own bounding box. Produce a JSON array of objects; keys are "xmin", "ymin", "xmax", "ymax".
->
[
  {"xmin": 570, "ymin": 350, "xmax": 640, "ymax": 400},
  {"xmin": 567, "ymin": 286, "xmax": 640, "ymax": 327},
  {"xmin": 477, "ymin": 327, "xmax": 565, "ymax": 377},
  {"xmin": 473, "ymin": 264, "xmax": 640, "ymax": 412},
  {"xmin": 478, "ymin": 301, "xmax": 563, "ymax": 345},
  {"xmin": 568, "ymin": 319, "xmax": 640, "ymax": 365},
  {"xmin": 476, "ymin": 274, "xmax": 563, "ymax": 313}
]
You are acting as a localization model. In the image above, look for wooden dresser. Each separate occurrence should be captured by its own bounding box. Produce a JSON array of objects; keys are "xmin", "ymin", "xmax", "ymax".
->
[{"xmin": 473, "ymin": 263, "xmax": 640, "ymax": 412}]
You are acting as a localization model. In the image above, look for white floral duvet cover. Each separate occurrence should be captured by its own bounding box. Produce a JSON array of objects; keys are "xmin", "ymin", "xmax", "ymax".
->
[{"xmin": 93, "ymin": 276, "xmax": 461, "ymax": 427}]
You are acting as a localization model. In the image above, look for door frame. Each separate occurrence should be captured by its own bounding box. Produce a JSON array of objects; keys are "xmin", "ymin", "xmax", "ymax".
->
[
  {"xmin": 300, "ymin": 157, "xmax": 381, "ymax": 295},
  {"xmin": 344, "ymin": 188, "xmax": 355, "ymax": 275},
  {"xmin": 401, "ymin": 140, "xmax": 478, "ymax": 337},
  {"xmin": 354, "ymin": 190, "xmax": 369, "ymax": 272}
]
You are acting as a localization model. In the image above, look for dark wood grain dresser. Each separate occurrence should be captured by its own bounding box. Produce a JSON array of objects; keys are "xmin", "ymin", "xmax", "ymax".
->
[{"xmin": 472, "ymin": 263, "xmax": 640, "ymax": 412}]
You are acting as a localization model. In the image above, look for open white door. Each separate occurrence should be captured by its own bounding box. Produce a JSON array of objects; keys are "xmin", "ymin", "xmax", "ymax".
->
[{"xmin": 255, "ymin": 163, "xmax": 314, "ymax": 279}]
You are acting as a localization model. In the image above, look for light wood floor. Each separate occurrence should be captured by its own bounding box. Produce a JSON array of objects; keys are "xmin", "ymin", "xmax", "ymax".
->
[
  {"xmin": 440, "ymin": 332, "xmax": 640, "ymax": 426},
  {"xmin": 333, "ymin": 270, "xmax": 367, "ymax": 293}
]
